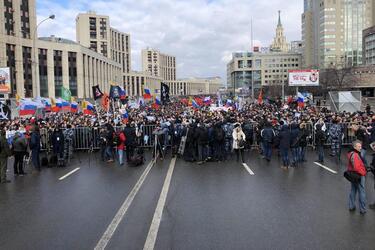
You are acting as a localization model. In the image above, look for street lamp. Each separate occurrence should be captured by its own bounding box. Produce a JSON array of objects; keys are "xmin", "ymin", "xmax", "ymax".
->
[{"xmin": 32, "ymin": 14, "xmax": 55, "ymax": 97}]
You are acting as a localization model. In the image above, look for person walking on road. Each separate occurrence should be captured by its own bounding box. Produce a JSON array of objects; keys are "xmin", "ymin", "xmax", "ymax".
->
[
  {"xmin": 117, "ymin": 130, "xmax": 126, "ymax": 166},
  {"xmin": 29, "ymin": 125, "xmax": 41, "ymax": 173},
  {"xmin": 315, "ymin": 124, "xmax": 327, "ymax": 163},
  {"xmin": 0, "ymin": 127, "xmax": 11, "ymax": 183},
  {"xmin": 232, "ymin": 123, "xmax": 246, "ymax": 163},
  {"xmin": 278, "ymin": 124, "xmax": 291, "ymax": 169},
  {"xmin": 12, "ymin": 132, "xmax": 28, "ymax": 176},
  {"xmin": 347, "ymin": 140, "xmax": 367, "ymax": 214},
  {"xmin": 261, "ymin": 121, "xmax": 275, "ymax": 162}
]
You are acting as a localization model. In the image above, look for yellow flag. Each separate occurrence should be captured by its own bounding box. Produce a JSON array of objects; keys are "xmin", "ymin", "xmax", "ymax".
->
[{"xmin": 82, "ymin": 100, "xmax": 87, "ymax": 109}]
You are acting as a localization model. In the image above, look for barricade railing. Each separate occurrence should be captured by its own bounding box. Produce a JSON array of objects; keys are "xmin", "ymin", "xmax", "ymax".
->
[{"xmin": 37, "ymin": 122, "xmax": 358, "ymax": 152}]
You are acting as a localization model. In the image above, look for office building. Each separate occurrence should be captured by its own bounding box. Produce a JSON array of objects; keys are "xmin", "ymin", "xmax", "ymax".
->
[
  {"xmin": 76, "ymin": 11, "xmax": 131, "ymax": 73},
  {"xmin": 142, "ymin": 48, "xmax": 176, "ymax": 81},
  {"xmin": 302, "ymin": 0, "xmax": 373, "ymax": 68},
  {"xmin": 0, "ymin": 1, "xmax": 122, "ymax": 98},
  {"xmin": 165, "ymin": 77, "xmax": 222, "ymax": 96},
  {"xmin": 363, "ymin": 25, "xmax": 375, "ymax": 65}
]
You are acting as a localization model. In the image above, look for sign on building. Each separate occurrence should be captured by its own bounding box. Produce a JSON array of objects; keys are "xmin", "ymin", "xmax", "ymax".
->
[
  {"xmin": 0, "ymin": 68, "xmax": 11, "ymax": 94},
  {"xmin": 288, "ymin": 69, "xmax": 319, "ymax": 86}
]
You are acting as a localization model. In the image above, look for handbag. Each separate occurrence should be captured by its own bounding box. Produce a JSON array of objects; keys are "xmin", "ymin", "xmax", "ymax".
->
[
  {"xmin": 344, "ymin": 152, "xmax": 361, "ymax": 183},
  {"xmin": 344, "ymin": 171, "xmax": 361, "ymax": 183}
]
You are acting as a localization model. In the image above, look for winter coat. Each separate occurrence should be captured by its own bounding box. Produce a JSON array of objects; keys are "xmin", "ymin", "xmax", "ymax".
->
[
  {"xmin": 213, "ymin": 125, "xmax": 225, "ymax": 143},
  {"xmin": 315, "ymin": 129, "xmax": 327, "ymax": 146},
  {"xmin": 117, "ymin": 132, "xmax": 126, "ymax": 150},
  {"xmin": 124, "ymin": 127, "xmax": 136, "ymax": 146},
  {"xmin": 232, "ymin": 128, "xmax": 246, "ymax": 149},
  {"xmin": 29, "ymin": 131, "xmax": 41, "ymax": 152},
  {"xmin": 195, "ymin": 126, "xmax": 209, "ymax": 145},
  {"xmin": 51, "ymin": 130, "xmax": 65, "ymax": 155},
  {"xmin": 347, "ymin": 150, "xmax": 367, "ymax": 176},
  {"xmin": 278, "ymin": 125, "xmax": 291, "ymax": 150},
  {"xmin": 12, "ymin": 134, "xmax": 27, "ymax": 153},
  {"xmin": 290, "ymin": 124, "xmax": 300, "ymax": 148},
  {"xmin": 261, "ymin": 127, "xmax": 275, "ymax": 145},
  {"xmin": 0, "ymin": 134, "xmax": 11, "ymax": 158},
  {"xmin": 297, "ymin": 128, "xmax": 309, "ymax": 147},
  {"xmin": 355, "ymin": 128, "xmax": 370, "ymax": 150}
]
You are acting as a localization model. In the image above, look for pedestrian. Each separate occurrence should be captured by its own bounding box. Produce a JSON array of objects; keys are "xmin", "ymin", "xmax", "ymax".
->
[
  {"xmin": 232, "ymin": 123, "xmax": 246, "ymax": 163},
  {"xmin": 261, "ymin": 121, "xmax": 275, "ymax": 162},
  {"xmin": 117, "ymin": 130, "xmax": 126, "ymax": 166},
  {"xmin": 315, "ymin": 124, "xmax": 326, "ymax": 163},
  {"xmin": 290, "ymin": 122, "xmax": 300, "ymax": 167},
  {"xmin": 355, "ymin": 125, "xmax": 370, "ymax": 166},
  {"xmin": 124, "ymin": 122, "xmax": 136, "ymax": 162},
  {"xmin": 213, "ymin": 122, "xmax": 225, "ymax": 161},
  {"xmin": 329, "ymin": 119, "xmax": 343, "ymax": 159},
  {"xmin": 347, "ymin": 140, "xmax": 367, "ymax": 214},
  {"xmin": 297, "ymin": 123, "xmax": 309, "ymax": 163},
  {"xmin": 0, "ymin": 127, "xmax": 11, "ymax": 183},
  {"xmin": 278, "ymin": 123, "xmax": 291, "ymax": 169},
  {"xmin": 195, "ymin": 122, "xmax": 209, "ymax": 164},
  {"xmin": 12, "ymin": 132, "xmax": 28, "ymax": 176},
  {"xmin": 29, "ymin": 125, "xmax": 41, "ymax": 173},
  {"xmin": 51, "ymin": 127, "xmax": 65, "ymax": 164}
]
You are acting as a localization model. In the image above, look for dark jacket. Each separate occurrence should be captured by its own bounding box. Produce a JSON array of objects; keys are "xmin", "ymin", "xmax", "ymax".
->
[
  {"xmin": 51, "ymin": 130, "xmax": 65, "ymax": 154},
  {"xmin": 297, "ymin": 128, "xmax": 309, "ymax": 147},
  {"xmin": 195, "ymin": 126, "xmax": 209, "ymax": 145},
  {"xmin": 290, "ymin": 124, "xmax": 300, "ymax": 148},
  {"xmin": 30, "ymin": 131, "xmax": 41, "ymax": 152},
  {"xmin": 124, "ymin": 126, "xmax": 136, "ymax": 146},
  {"xmin": 213, "ymin": 125, "xmax": 225, "ymax": 143},
  {"xmin": 278, "ymin": 125, "xmax": 291, "ymax": 150},
  {"xmin": 0, "ymin": 134, "xmax": 11, "ymax": 158},
  {"xmin": 356, "ymin": 128, "xmax": 370, "ymax": 150},
  {"xmin": 261, "ymin": 126, "xmax": 275, "ymax": 144},
  {"xmin": 315, "ymin": 129, "xmax": 327, "ymax": 146},
  {"xmin": 12, "ymin": 134, "xmax": 27, "ymax": 153}
]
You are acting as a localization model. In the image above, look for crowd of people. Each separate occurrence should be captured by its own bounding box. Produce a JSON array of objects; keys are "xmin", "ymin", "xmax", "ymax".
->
[{"xmin": 0, "ymin": 96, "xmax": 374, "ymax": 213}]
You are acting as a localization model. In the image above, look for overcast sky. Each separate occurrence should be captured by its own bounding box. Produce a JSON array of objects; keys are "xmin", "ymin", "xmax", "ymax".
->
[{"xmin": 37, "ymin": 0, "xmax": 303, "ymax": 80}]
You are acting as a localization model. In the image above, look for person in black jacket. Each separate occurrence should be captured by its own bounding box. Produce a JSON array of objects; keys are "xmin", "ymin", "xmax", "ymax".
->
[
  {"xmin": 278, "ymin": 124, "xmax": 291, "ymax": 169},
  {"xmin": 261, "ymin": 122, "xmax": 275, "ymax": 162},
  {"xmin": 124, "ymin": 123, "xmax": 137, "ymax": 162},
  {"xmin": 290, "ymin": 123, "xmax": 300, "ymax": 167},
  {"xmin": 315, "ymin": 124, "xmax": 326, "ymax": 163},
  {"xmin": 213, "ymin": 122, "xmax": 225, "ymax": 161},
  {"xmin": 297, "ymin": 123, "xmax": 309, "ymax": 163},
  {"xmin": 105, "ymin": 123, "xmax": 115, "ymax": 163},
  {"xmin": 51, "ymin": 127, "xmax": 65, "ymax": 164},
  {"xmin": 29, "ymin": 125, "xmax": 41, "ymax": 172},
  {"xmin": 356, "ymin": 125, "xmax": 370, "ymax": 166},
  {"xmin": 195, "ymin": 122, "xmax": 209, "ymax": 164}
]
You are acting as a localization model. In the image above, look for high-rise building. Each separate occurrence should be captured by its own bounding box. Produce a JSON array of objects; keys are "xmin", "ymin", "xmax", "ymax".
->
[
  {"xmin": 142, "ymin": 48, "xmax": 176, "ymax": 81},
  {"xmin": 270, "ymin": 11, "xmax": 289, "ymax": 52},
  {"xmin": 76, "ymin": 11, "xmax": 131, "ymax": 73},
  {"xmin": 302, "ymin": 0, "xmax": 373, "ymax": 68},
  {"xmin": 0, "ymin": 1, "xmax": 122, "ymax": 98},
  {"xmin": 363, "ymin": 25, "xmax": 375, "ymax": 65}
]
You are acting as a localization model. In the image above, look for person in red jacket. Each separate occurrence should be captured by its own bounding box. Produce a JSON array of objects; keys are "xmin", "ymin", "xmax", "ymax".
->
[
  {"xmin": 348, "ymin": 140, "xmax": 367, "ymax": 214},
  {"xmin": 117, "ymin": 131, "xmax": 126, "ymax": 166}
]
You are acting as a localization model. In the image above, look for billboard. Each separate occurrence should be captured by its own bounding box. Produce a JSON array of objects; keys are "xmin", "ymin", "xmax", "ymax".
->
[
  {"xmin": 0, "ymin": 68, "xmax": 11, "ymax": 94},
  {"xmin": 288, "ymin": 69, "xmax": 319, "ymax": 87}
]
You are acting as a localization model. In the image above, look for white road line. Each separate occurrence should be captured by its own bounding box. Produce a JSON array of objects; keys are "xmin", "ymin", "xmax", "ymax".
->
[
  {"xmin": 242, "ymin": 163, "xmax": 255, "ymax": 175},
  {"xmin": 58, "ymin": 168, "xmax": 80, "ymax": 180},
  {"xmin": 143, "ymin": 157, "xmax": 177, "ymax": 250},
  {"xmin": 313, "ymin": 162, "xmax": 337, "ymax": 174},
  {"xmin": 94, "ymin": 159, "xmax": 156, "ymax": 250}
]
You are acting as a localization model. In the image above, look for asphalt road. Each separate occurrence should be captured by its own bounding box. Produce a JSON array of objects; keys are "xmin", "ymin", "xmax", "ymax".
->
[{"xmin": 0, "ymin": 148, "xmax": 374, "ymax": 250}]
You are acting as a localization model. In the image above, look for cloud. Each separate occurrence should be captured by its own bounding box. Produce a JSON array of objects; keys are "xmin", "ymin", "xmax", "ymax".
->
[{"xmin": 37, "ymin": 0, "xmax": 302, "ymax": 82}]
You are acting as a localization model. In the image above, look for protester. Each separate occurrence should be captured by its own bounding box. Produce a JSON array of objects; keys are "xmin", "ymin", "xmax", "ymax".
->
[
  {"xmin": 232, "ymin": 123, "xmax": 246, "ymax": 163},
  {"xmin": 278, "ymin": 123, "xmax": 291, "ymax": 169},
  {"xmin": 0, "ymin": 126, "xmax": 11, "ymax": 183},
  {"xmin": 315, "ymin": 124, "xmax": 326, "ymax": 163},
  {"xmin": 12, "ymin": 131, "xmax": 28, "ymax": 176},
  {"xmin": 347, "ymin": 140, "xmax": 367, "ymax": 214},
  {"xmin": 29, "ymin": 125, "xmax": 41, "ymax": 172}
]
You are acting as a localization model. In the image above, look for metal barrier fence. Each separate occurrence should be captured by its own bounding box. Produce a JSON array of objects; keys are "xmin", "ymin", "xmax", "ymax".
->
[{"xmin": 38, "ymin": 122, "xmax": 358, "ymax": 152}]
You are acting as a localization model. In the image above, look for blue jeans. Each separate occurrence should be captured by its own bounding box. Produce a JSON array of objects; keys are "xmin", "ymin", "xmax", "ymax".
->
[
  {"xmin": 264, "ymin": 143, "xmax": 272, "ymax": 160},
  {"xmin": 105, "ymin": 146, "xmax": 113, "ymax": 160},
  {"xmin": 32, "ymin": 150, "xmax": 40, "ymax": 170},
  {"xmin": 349, "ymin": 176, "xmax": 366, "ymax": 213},
  {"xmin": 291, "ymin": 148, "xmax": 299, "ymax": 164},
  {"xmin": 298, "ymin": 147, "xmax": 306, "ymax": 162},
  {"xmin": 118, "ymin": 149, "xmax": 125, "ymax": 165},
  {"xmin": 360, "ymin": 149, "xmax": 368, "ymax": 166},
  {"xmin": 280, "ymin": 148, "xmax": 289, "ymax": 166},
  {"xmin": 317, "ymin": 145, "xmax": 324, "ymax": 162}
]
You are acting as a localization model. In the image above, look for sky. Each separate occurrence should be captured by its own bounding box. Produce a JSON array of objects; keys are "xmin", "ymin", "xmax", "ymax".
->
[{"xmin": 36, "ymin": 0, "xmax": 303, "ymax": 81}]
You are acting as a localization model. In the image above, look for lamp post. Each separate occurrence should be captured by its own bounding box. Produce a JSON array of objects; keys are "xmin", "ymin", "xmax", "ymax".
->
[{"xmin": 32, "ymin": 14, "xmax": 55, "ymax": 97}]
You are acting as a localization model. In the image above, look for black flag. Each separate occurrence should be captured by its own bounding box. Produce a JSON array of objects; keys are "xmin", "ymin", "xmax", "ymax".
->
[
  {"xmin": 0, "ymin": 101, "xmax": 11, "ymax": 120},
  {"xmin": 161, "ymin": 82, "xmax": 170, "ymax": 105},
  {"xmin": 92, "ymin": 85, "xmax": 104, "ymax": 100}
]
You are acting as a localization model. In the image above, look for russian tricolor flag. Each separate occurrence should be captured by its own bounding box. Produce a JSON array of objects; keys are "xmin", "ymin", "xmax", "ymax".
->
[
  {"xmin": 297, "ymin": 92, "xmax": 305, "ymax": 108},
  {"xmin": 62, "ymin": 100, "xmax": 71, "ymax": 111},
  {"xmin": 192, "ymin": 100, "xmax": 200, "ymax": 109},
  {"xmin": 143, "ymin": 88, "xmax": 152, "ymax": 99},
  {"xmin": 19, "ymin": 102, "xmax": 37, "ymax": 116},
  {"xmin": 83, "ymin": 101, "xmax": 95, "ymax": 115},
  {"xmin": 71, "ymin": 102, "xmax": 78, "ymax": 113},
  {"xmin": 204, "ymin": 96, "xmax": 211, "ymax": 105}
]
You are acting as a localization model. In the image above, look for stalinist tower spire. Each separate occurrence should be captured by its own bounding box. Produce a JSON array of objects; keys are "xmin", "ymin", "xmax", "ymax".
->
[{"xmin": 270, "ymin": 10, "xmax": 289, "ymax": 52}]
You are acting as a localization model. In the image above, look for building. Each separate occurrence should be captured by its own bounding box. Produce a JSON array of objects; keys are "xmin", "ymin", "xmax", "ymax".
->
[
  {"xmin": 76, "ymin": 11, "xmax": 131, "ymax": 74},
  {"xmin": 124, "ymin": 71, "xmax": 162, "ymax": 97},
  {"xmin": 142, "ymin": 48, "xmax": 176, "ymax": 81},
  {"xmin": 270, "ymin": 11, "xmax": 289, "ymax": 52},
  {"xmin": 0, "ymin": 0, "xmax": 121, "ymax": 98},
  {"xmin": 165, "ymin": 77, "xmax": 222, "ymax": 96},
  {"xmin": 363, "ymin": 25, "xmax": 375, "ymax": 65},
  {"xmin": 302, "ymin": 0, "xmax": 374, "ymax": 68},
  {"xmin": 227, "ymin": 52, "xmax": 302, "ymax": 93},
  {"xmin": 290, "ymin": 41, "xmax": 303, "ymax": 54}
]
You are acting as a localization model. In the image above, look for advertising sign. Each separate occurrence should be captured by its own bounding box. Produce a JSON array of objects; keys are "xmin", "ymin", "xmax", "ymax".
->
[
  {"xmin": 0, "ymin": 68, "xmax": 11, "ymax": 94},
  {"xmin": 288, "ymin": 69, "xmax": 319, "ymax": 87}
]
